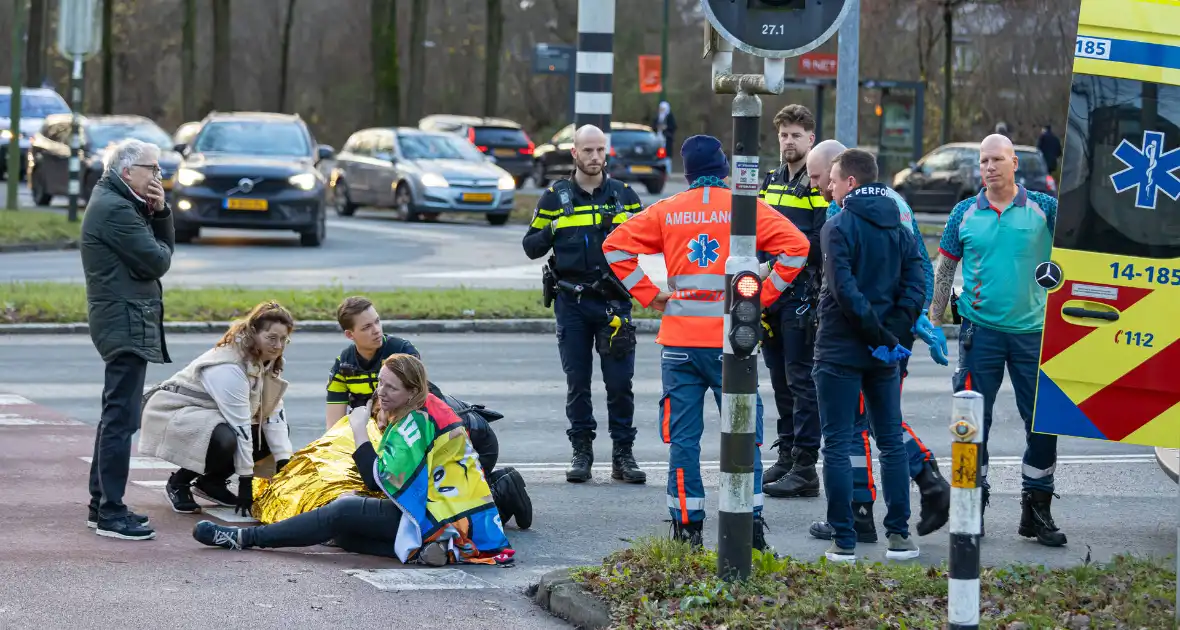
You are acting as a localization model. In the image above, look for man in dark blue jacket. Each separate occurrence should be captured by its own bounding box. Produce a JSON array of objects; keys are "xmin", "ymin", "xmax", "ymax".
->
[{"xmin": 813, "ymin": 148, "xmax": 926, "ymax": 563}]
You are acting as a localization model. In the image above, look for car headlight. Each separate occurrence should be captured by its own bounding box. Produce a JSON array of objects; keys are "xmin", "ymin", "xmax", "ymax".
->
[
  {"xmin": 420, "ymin": 173, "xmax": 449, "ymax": 188},
  {"xmin": 288, "ymin": 172, "xmax": 318, "ymax": 191},
  {"xmin": 176, "ymin": 168, "xmax": 205, "ymax": 186},
  {"xmin": 498, "ymin": 175, "xmax": 515, "ymax": 190}
]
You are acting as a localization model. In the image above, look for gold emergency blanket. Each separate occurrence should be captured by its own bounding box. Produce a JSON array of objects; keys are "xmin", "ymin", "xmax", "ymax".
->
[{"xmin": 252, "ymin": 416, "xmax": 385, "ymax": 524}]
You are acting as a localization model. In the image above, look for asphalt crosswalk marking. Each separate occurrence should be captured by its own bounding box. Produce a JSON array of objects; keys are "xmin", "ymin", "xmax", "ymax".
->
[{"xmin": 343, "ymin": 568, "xmax": 499, "ymax": 591}]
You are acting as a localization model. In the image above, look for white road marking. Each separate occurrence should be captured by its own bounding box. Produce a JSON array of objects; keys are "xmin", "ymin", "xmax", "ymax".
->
[
  {"xmin": 205, "ymin": 507, "xmax": 259, "ymax": 524},
  {"xmin": 0, "ymin": 413, "xmax": 81, "ymax": 426},
  {"xmin": 131, "ymin": 480, "xmax": 168, "ymax": 488},
  {"xmin": 78, "ymin": 456, "xmax": 175, "ymax": 469},
  {"xmin": 0, "ymin": 394, "xmax": 33, "ymax": 405},
  {"xmin": 344, "ymin": 568, "xmax": 499, "ymax": 591}
]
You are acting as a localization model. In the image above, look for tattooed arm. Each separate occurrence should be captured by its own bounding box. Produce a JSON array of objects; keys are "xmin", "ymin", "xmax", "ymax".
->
[
  {"xmin": 929, "ymin": 200, "xmax": 970, "ymax": 323},
  {"xmin": 929, "ymin": 255, "xmax": 960, "ymax": 323}
]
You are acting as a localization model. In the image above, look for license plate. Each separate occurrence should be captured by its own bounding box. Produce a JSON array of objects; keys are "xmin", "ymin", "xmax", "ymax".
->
[
  {"xmin": 224, "ymin": 198, "xmax": 268, "ymax": 211},
  {"xmin": 630, "ymin": 165, "xmax": 653, "ymax": 174},
  {"xmin": 493, "ymin": 148, "xmax": 516, "ymax": 157},
  {"xmin": 461, "ymin": 192, "xmax": 494, "ymax": 203}
]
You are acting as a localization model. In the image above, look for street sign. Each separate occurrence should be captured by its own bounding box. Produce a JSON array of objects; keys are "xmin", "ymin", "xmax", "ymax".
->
[
  {"xmin": 56, "ymin": 0, "xmax": 103, "ymax": 59},
  {"xmin": 532, "ymin": 43, "xmax": 573, "ymax": 74},
  {"xmin": 639, "ymin": 55, "xmax": 662, "ymax": 94},
  {"xmin": 798, "ymin": 52, "xmax": 838, "ymax": 77},
  {"xmin": 701, "ymin": 0, "xmax": 850, "ymax": 58}
]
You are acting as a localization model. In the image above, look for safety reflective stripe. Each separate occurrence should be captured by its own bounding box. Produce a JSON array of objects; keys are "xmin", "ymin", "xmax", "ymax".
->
[
  {"xmin": 529, "ymin": 204, "xmax": 631, "ymax": 230},
  {"xmin": 668, "ymin": 273, "xmax": 726, "ymax": 291},
  {"xmin": 776, "ymin": 254, "xmax": 805, "ymax": 268},
  {"xmin": 770, "ymin": 272, "xmax": 791, "ymax": 292},
  {"xmin": 619, "ymin": 266, "xmax": 647, "ymax": 290},
  {"xmin": 666, "ymin": 495, "xmax": 705, "ymax": 510},
  {"xmin": 1022, "ymin": 463, "xmax": 1055, "ymax": 479},
  {"xmin": 676, "ymin": 469, "xmax": 689, "ymax": 524},
  {"xmin": 860, "ymin": 430, "xmax": 877, "ymax": 502},
  {"xmin": 604, "ymin": 250, "xmax": 637, "ymax": 263},
  {"xmin": 665, "ymin": 299, "xmax": 725, "ymax": 318}
]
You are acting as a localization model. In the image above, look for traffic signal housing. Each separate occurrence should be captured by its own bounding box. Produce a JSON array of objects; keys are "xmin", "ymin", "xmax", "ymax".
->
[{"xmin": 728, "ymin": 270, "xmax": 763, "ymax": 357}]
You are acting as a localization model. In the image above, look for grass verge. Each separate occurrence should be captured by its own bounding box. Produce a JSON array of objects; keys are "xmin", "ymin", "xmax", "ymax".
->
[
  {"xmin": 0, "ymin": 281, "xmax": 659, "ymax": 324},
  {"xmin": 573, "ymin": 537, "xmax": 1175, "ymax": 629},
  {"xmin": 0, "ymin": 209, "xmax": 81, "ymax": 246}
]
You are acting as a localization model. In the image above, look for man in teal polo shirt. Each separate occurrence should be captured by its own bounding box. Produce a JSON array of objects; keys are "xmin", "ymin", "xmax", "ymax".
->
[{"xmin": 928, "ymin": 133, "xmax": 1067, "ymax": 548}]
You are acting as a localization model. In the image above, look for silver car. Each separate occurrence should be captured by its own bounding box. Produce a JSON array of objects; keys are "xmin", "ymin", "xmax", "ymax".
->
[{"xmin": 330, "ymin": 127, "xmax": 516, "ymax": 225}]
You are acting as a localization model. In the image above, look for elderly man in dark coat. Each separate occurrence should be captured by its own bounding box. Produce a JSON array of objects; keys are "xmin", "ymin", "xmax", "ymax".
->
[{"xmin": 81, "ymin": 137, "xmax": 174, "ymax": 541}]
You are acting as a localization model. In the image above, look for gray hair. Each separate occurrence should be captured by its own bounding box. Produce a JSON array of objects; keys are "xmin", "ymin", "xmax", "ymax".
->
[{"xmin": 103, "ymin": 138, "xmax": 159, "ymax": 175}]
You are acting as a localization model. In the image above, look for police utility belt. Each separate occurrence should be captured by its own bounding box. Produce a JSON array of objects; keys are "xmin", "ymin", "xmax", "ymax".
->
[{"xmin": 540, "ymin": 179, "xmax": 630, "ymax": 307}]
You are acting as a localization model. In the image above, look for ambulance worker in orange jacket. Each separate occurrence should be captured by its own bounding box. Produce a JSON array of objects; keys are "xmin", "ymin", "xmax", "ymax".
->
[{"xmin": 602, "ymin": 135, "xmax": 811, "ymax": 549}]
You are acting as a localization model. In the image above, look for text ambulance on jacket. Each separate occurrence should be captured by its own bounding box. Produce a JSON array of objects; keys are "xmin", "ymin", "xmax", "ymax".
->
[{"xmin": 602, "ymin": 185, "xmax": 812, "ymax": 347}]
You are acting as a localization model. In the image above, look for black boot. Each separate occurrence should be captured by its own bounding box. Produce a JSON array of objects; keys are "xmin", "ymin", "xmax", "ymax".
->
[
  {"xmin": 763, "ymin": 439, "xmax": 794, "ymax": 485},
  {"xmin": 566, "ymin": 434, "xmax": 593, "ymax": 483},
  {"xmin": 753, "ymin": 515, "xmax": 774, "ymax": 554},
  {"xmin": 669, "ymin": 519, "xmax": 704, "ymax": 549},
  {"xmin": 807, "ymin": 501, "xmax": 879, "ymax": 543},
  {"xmin": 914, "ymin": 460, "xmax": 951, "ymax": 536},
  {"xmin": 1019, "ymin": 489, "xmax": 1067, "ymax": 547},
  {"xmin": 489, "ymin": 467, "xmax": 533, "ymax": 530},
  {"xmin": 165, "ymin": 470, "xmax": 201, "ymax": 514},
  {"xmin": 763, "ymin": 447, "xmax": 819, "ymax": 498},
  {"xmin": 611, "ymin": 442, "xmax": 646, "ymax": 484}
]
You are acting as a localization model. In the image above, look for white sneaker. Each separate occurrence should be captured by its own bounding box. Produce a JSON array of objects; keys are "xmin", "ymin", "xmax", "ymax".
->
[
  {"xmin": 885, "ymin": 533, "xmax": 920, "ymax": 560},
  {"xmin": 824, "ymin": 541, "xmax": 857, "ymax": 563}
]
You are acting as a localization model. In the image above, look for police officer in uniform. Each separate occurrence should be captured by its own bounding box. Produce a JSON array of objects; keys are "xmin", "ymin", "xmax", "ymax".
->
[
  {"xmin": 758, "ymin": 104, "xmax": 829, "ymax": 498},
  {"xmin": 523, "ymin": 124, "xmax": 646, "ymax": 485}
]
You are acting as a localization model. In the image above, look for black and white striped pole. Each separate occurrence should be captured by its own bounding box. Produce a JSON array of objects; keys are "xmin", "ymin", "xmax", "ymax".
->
[
  {"xmin": 948, "ymin": 390, "xmax": 985, "ymax": 629},
  {"xmin": 575, "ymin": 0, "xmax": 613, "ymax": 149},
  {"xmin": 701, "ymin": 0, "xmax": 851, "ymax": 582},
  {"xmin": 67, "ymin": 54, "xmax": 84, "ymax": 222}
]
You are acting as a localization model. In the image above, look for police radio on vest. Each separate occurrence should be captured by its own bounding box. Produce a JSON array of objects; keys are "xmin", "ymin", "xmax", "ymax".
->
[{"xmin": 701, "ymin": 0, "xmax": 852, "ymax": 58}]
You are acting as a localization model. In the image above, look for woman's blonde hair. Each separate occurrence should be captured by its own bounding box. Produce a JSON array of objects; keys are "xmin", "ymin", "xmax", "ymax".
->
[
  {"xmin": 216, "ymin": 300, "xmax": 296, "ymax": 374},
  {"xmin": 374, "ymin": 353, "xmax": 429, "ymax": 429}
]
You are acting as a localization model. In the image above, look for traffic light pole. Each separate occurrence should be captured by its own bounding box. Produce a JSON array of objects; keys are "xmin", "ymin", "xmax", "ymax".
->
[
  {"xmin": 709, "ymin": 26, "xmax": 786, "ymax": 582},
  {"xmin": 718, "ymin": 89, "xmax": 761, "ymax": 582}
]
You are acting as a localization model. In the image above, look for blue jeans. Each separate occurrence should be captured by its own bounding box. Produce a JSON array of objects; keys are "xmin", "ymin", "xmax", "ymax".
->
[
  {"xmin": 554, "ymin": 293, "xmax": 636, "ymax": 443},
  {"xmin": 814, "ymin": 360, "xmax": 911, "ymax": 547},
  {"xmin": 760, "ymin": 300, "xmax": 821, "ymax": 450},
  {"xmin": 660, "ymin": 346, "xmax": 764, "ymax": 524},
  {"xmin": 851, "ymin": 355, "xmax": 938, "ymax": 504},
  {"xmin": 952, "ymin": 319, "xmax": 1056, "ymax": 492}
]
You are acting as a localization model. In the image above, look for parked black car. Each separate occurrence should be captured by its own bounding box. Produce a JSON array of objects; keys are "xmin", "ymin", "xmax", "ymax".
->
[
  {"xmin": 170, "ymin": 111, "xmax": 334, "ymax": 246},
  {"xmin": 892, "ymin": 141, "xmax": 1057, "ymax": 213},
  {"xmin": 531, "ymin": 122, "xmax": 668, "ymax": 194},
  {"xmin": 27, "ymin": 114, "xmax": 181, "ymax": 206},
  {"xmin": 418, "ymin": 114, "xmax": 534, "ymax": 188}
]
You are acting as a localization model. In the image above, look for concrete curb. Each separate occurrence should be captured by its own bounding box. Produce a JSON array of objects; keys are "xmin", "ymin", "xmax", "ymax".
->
[
  {"xmin": 528, "ymin": 568, "xmax": 611, "ymax": 630},
  {"xmin": 0, "ymin": 318, "xmax": 964, "ymax": 339},
  {"xmin": 0, "ymin": 239, "xmax": 79, "ymax": 253},
  {"xmin": 1154, "ymin": 447, "xmax": 1179, "ymax": 484}
]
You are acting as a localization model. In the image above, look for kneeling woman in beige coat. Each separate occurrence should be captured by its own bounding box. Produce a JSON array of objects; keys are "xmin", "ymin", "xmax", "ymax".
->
[{"xmin": 139, "ymin": 301, "xmax": 296, "ymax": 516}]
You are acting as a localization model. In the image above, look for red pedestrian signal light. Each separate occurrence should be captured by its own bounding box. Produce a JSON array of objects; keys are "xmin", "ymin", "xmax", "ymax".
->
[
  {"xmin": 728, "ymin": 271, "xmax": 763, "ymax": 357},
  {"xmin": 735, "ymin": 274, "xmax": 760, "ymax": 298}
]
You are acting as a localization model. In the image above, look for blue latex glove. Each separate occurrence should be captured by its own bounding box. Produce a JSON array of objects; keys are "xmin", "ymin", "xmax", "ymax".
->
[
  {"xmin": 889, "ymin": 345, "xmax": 913, "ymax": 362},
  {"xmin": 869, "ymin": 345, "xmax": 893, "ymax": 363},
  {"xmin": 913, "ymin": 314, "xmax": 949, "ymax": 366}
]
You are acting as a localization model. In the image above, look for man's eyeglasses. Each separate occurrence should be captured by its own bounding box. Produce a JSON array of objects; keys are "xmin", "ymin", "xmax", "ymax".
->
[{"xmin": 133, "ymin": 163, "xmax": 161, "ymax": 176}]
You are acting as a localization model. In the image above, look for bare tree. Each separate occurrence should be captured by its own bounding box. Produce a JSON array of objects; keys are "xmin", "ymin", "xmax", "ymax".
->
[
  {"xmin": 405, "ymin": 0, "xmax": 428, "ymax": 123},
  {"xmin": 278, "ymin": 0, "xmax": 297, "ymax": 112},
  {"xmin": 371, "ymin": 0, "xmax": 401, "ymax": 126},
  {"xmin": 485, "ymin": 0, "xmax": 503, "ymax": 116},
  {"xmin": 101, "ymin": 0, "xmax": 113, "ymax": 113},
  {"xmin": 212, "ymin": 0, "xmax": 233, "ymax": 111},
  {"xmin": 182, "ymin": 0, "xmax": 197, "ymax": 121}
]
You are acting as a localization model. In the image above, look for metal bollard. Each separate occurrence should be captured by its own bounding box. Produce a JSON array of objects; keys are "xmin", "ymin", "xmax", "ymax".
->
[{"xmin": 948, "ymin": 390, "xmax": 984, "ymax": 630}]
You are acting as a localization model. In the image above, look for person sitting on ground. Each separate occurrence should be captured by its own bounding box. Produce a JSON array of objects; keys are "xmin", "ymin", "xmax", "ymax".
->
[
  {"xmin": 192, "ymin": 353, "xmax": 515, "ymax": 567},
  {"xmin": 140, "ymin": 301, "xmax": 297, "ymax": 516},
  {"xmin": 312, "ymin": 295, "xmax": 531, "ymax": 529}
]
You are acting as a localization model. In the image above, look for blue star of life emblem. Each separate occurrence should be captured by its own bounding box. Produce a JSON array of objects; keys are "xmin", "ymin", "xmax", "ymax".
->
[
  {"xmin": 687, "ymin": 233, "xmax": 720, "ymax": 268},
  {"xmin": 1110, "ymin": 130, "xmax": 1180, "ymax": 210}
]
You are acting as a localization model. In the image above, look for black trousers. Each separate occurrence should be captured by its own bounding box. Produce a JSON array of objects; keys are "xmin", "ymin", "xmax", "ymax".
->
[
  {"xmin": 89, "ymin": 353, "xmax": 149, "ymax": 520},
  {"xmin": 246, "ymin": 495, "xmax": 402, "ymax": 557},
  {"xmin": 176, "ymin": 422, "xmax": 273, "ymax": 484}
]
